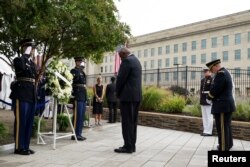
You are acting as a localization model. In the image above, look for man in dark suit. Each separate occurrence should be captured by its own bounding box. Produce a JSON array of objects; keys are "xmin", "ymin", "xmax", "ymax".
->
[
  {"xmin": 10, "ymin": 39, "xmax": 37, "ymax": 155},
  {"xmin": 70, "ymin": 57, "xmax": 87, "ymax": 141},
  {"xmin": 114, "ymin": 47, "xmax": 142, "ymax": 154},
  {"xmin": 206, "ymin": 59, "xmax": 235, "ymax": 151},
  {"xmin": 105, "ymin": 76, "xmax": 117, "ymax": 123}
]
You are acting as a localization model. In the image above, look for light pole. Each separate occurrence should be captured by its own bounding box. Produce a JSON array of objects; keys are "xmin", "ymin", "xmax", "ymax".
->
[{"xmin": 173, "ymin": 63, "xmax": 180, "ymax": 87}]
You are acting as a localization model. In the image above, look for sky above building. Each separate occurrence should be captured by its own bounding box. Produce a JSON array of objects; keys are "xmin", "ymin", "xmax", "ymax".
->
[{"xmin": 115, "ymin": 0, "xmax": 250, "ymax": 36}]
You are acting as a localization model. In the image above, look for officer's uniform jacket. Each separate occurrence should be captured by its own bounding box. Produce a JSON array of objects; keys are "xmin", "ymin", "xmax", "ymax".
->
[
  {"xmin": 9, "ymin": 54, "xmax": 37, "ymax": 103},
  {"xmin": 70, "ymin": 67, "xmax": 87, "ymax": 101},
  {"xmin": 200, "ymin": 76, "xmax": 212, "ymax": 105},
  {"xmin": 207, "ymin": 67, "xmax": 236, "ymax": 114}
]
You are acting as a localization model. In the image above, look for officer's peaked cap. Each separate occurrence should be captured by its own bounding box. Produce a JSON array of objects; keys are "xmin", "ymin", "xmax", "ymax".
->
[
  {"xmin": 74, "ymin": 57, "xmax": 83, "ymax": 61},
  {"xmin": 206, "ymin": 59, "xmax": 221, "ymax": 70},
  {"xmin": 203, "ymin": 67, "xmax": 209, "ymax": 72},
  {"xmin": 19, "ymin": 38, "xmax": 36, "ymax": 47}
]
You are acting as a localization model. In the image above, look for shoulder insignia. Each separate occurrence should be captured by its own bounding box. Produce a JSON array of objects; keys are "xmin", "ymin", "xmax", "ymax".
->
[{"xmin": 218, "ymin": 70, "xmax": 225, "ymax": 73}]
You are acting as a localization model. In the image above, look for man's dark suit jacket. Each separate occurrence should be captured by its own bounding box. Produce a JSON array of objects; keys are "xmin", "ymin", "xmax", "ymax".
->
[
  {"xmin": 106, "ymin": 82, "xmax": 117, "ymax": 102},
  {"xmin": 116, "ymin": 54, "xmax": 142, "ymax": 102}
]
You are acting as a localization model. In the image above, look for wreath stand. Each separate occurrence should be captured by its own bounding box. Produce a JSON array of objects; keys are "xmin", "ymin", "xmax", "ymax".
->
[{"xmin": 37, "ymin": 98, "xmax": 78, "ymax": 149}]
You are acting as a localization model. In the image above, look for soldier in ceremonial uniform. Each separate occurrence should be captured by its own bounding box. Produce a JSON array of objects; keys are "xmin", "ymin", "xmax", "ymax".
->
[
  {"xmin": 10, "ymin": 39, "xmax": 37, "ymax": 155},
  {"xmin": 70, "ymin": 57, "xmax": 87, "ymax": 141},
  {"xmin": 200, "ymin": 68, "xmax": 213, "ymax": 136},
  {"xmin": 206, "ymin": 59, "xmax": 235, "ymax": 151}
]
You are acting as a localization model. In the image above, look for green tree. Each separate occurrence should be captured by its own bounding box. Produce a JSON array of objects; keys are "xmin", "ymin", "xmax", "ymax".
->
[{"xmin": 0, "ymin": 0, "xmax": 130, "ymax": 79}]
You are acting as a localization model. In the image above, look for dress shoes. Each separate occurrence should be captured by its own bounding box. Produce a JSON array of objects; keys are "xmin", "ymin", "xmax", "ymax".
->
[
  {"xmin": 200, "ymin": 133, "xmax": 212, "ymax": 136},
  {"xmin": 28, "ymin": 149, "xmax": 35, "ymax": 154},
  {"xmin": 71, "ymin": 136, "xmax": 86, "ymax": 141},
  {"xmin": 114, "ymin": 147, "xmax": 133, "ymax": 153},
  {"xmin": 14, "ymin": 149, "xmax": 30, "ymax": 155}
]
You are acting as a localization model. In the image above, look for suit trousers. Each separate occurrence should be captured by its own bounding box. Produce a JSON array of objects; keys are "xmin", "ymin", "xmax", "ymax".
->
[
  {"xmin": 120, "ymin": 102, "xmax": 140, "ymax": 151},
  {"xmin": 73, "ymin": 100, "xmax": 86, "ymax": 137},
  {"xmin": 201, "ymin": 105, "xmax": 213, "ymax": 134},
  {"xmin": 13, "ymin": 99, "xmax": 35, "ymax": 150},
  {"xmin": 108, "ymin": 102, "xmax": 117, "ymax": 123},
  {"xmin": 214, "ymin": 112, "xmax": 233, "ymax": 151}
]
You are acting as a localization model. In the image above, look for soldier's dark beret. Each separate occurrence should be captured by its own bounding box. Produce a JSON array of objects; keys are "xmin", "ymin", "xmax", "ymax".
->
[
  {"xmin": 206, "ymin": 59, "xmax": 221, "ymax": 70},
  {"xmin": 74, "ymin": 57, "xmax": 83, "ymax": 61}
]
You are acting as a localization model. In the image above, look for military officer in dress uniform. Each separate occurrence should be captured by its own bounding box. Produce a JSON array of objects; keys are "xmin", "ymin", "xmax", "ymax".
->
[
  {"xmin": 9, "ymin": 39, "xmax": 37, "ymax": 155},
  {"xmin": 206, "ymin": 59, "xmax": 235, "ymax": 151},
  {"xmin": 200, "ymin": 68, "xmax": 213, "ymax": 136},
  {"xmin": 70, "ymin": 57, "xmax": 87, "ymax": 141}
]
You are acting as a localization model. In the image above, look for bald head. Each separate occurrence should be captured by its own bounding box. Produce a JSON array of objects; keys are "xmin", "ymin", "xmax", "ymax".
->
[{"xmin": 118, "ymin": 47, "xmax": 130, "ymax": 60}]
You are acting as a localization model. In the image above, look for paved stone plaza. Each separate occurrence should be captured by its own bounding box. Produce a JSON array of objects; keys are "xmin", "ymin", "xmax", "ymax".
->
[{"xmin": 0, "ymin": 120, "xmax": 250, "ymax": 167}]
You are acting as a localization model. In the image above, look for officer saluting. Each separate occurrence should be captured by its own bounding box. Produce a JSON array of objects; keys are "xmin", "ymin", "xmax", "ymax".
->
[
  {"xmin": 206, "ymin": 59, "xmax": 235, "ymax": 151},
  {"xmin": 70, "ymin": 57, "xmax": 87, "ymax": 141},
  {"xmin": 10, "ymin": 39, "xmax": 37, "ymax": 155}
]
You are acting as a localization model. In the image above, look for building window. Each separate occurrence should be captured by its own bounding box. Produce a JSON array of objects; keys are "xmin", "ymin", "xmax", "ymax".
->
[
  {"xmin": 201, "ymin": 39, "xmax": 206, "ymax": 49},
  {"xmin": 191, "ymin": 55, "xmax": 196, "ymax": 65},
  {"xmin": 173, "ymin": 71, "xmax": 177, "ymax": 80},
  {"xmin": 110, "ymin": 55, "xmax": 113, "ymax": 62},
  {"xmin": 211, "ymin": 37, "xmax": 217, "ymax": 48},
  {"xmin": 248, "ymin": 48, "xmax": 250, "ymax": 59},
  {"xmin": 235, "ymin": 49, "xmax": 241, "ymax": 60},
  {"xmin": 235, "ymin": 33, "xmax": 241, "ymax": 45},
  {"xmin": 174, "ymin": 44, "xmax": 178, "ymax": 53},
  {"xmin": 109, "ymin": 65, "xmax": 112, "ymax": 72},
  {"xmin": 143, "ymin": 61, "xmax": 147, "ymax": 69},
  {"xmin": 182, "ymin": 42, "xmax": 187, "ymax": 52},
  {"xmin": 248, "ymin": 32, "xmax": 250, "ymax": 43},
  {"xmin": 181, "ymin": 71, "xmax": 186, "ymax": 80},
  {"xmin": 150, "ymin": 73, "xmax": 154, "ymax": 82},
  {"xmin": 166, "ymin": 45, "xmax": 170, "ymax": 54},
  {"xmin": 137, "ymin": 50, "xmax": 141, "ymax": 58},
  {"xmin": 165, "ymin": 58, "xmax": 170, "ymax": 67},
  {"xmin": 174, "ymin": 57, "xmax": 178, "ymax": 65},
  {"xmin": 247, "ymin": 67, "xmax": 250, "ymax": 76},
  {"xmin": 201, "ymin": 54, "xmax": 206, "ymax": 64},
  {"xmin": 222, "ymin": 51, "xmax": 228, "ymax": 61},
  {"xmin": 144, "ymin": 49, "xmax": 148, "ymax": 57},
  {"xmin": 105, "ymin": 66, "xmax": 107, "ymax": 72},
  {"xmin": 101, "ymin": 67, "xmax": 103, "ymax": 73},
  {"xmin": 191, "ymin": 71, "xmax": 196, "ymax": 80},
  {"xmin": 234, "ymin": 68, "xmax": 241, "ymax": 78},
  {"xmin": 158, "ymin": 47, "xmax": 162, "ymax": 55},
  {"xmin": 182, "ymin": 56, "xmax": 187, "ymax": 65},
  {"xmin": 158, "ymin": 59, "xmax": 162, "ymax": 68},
  {"xmin": 165, "ymin": 72, "xmax": 169, "ymax": 81},
  {"xmin": 150, "ymin": 60, "xmax": 154, "ymax": 69},
  {"xmin": 191, "ymin": 41, "xmax": 196, "ymax": 50},
  {"xmin": 105, "ymin": 56, "xmax": 108, "ymax": 63},
  {"xmin": 151, "ymin": 48, "xmax": 155, "ymax": 57},
  {"xmin": 223, "ymin": 35, "xmax": 229, "ymax": 46},
  {"xmin": 211, "ymin": 52, "xmax": 217, "ymax": 61}
]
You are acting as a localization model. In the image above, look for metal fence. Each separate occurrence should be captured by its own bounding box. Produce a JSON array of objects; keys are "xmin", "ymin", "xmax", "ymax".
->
[{"xmin": 86, "ymin": 66, "xmax": 250, "ymax": 96}]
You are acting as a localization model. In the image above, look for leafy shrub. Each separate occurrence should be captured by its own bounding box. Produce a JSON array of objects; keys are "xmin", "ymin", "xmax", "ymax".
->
[
  {"xmin": 183, "ymin": 103, "xmax": 202, "ymax": 117},
  {"xmin": 233, "ymin": 103, "xmax": 250, "ymax": 121},
  {"xmin": 169, "ymin": 85, "xmax": 188, "ymax": 96},
  {"xmin": 141, "ymin": 86, "xmax": 168, "ymax": 111},
  {"xmin": 158, "ymin": 95, "xmax": 186, "ymax": 113},
  {"xmin": 57, "ymin": 113, "xmax": 70, "ymax": 131},
  {"xmin": 0, "ymin": 122, "xmax": 7, "ymax": 139},
  {"xmin": 32, "ymin": 116, "xmax": 46, "ymax": 137}
]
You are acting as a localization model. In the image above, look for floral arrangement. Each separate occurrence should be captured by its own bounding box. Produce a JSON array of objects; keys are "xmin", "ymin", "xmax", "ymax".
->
[{"xmin": 46, "ymin": 59, "xmax": 73, "ymax": 104}]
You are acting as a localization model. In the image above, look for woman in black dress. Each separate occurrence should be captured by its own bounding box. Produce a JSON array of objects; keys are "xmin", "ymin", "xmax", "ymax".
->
[{"xmin": 93, "ymin": 76, "xmax": 105, "ymax": 125}]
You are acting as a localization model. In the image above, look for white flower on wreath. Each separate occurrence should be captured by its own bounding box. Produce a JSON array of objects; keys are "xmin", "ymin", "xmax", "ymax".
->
[{"xmin": 46, "ymin": 59, "xmax": 73, "ymax": 104}]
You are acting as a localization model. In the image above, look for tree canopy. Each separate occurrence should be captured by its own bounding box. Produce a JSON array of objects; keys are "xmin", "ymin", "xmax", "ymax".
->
[{"xmin": 0, "ymin": 0, "xmax": 130, "ymax": 72}]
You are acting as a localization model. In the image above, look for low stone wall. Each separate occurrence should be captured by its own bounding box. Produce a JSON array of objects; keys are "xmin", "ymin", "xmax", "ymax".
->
[{"xmin": 89, "ymin": 107, "xmax": 250, "ymax": 141}]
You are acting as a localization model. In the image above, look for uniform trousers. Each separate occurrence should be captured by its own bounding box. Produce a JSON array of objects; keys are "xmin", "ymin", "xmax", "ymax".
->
[
  {"xmin": 214, "ymin": 112, "xmax": 233, "ymax": 151},
  {"xmin": 73, "ymin": 100, "xmax": 86, "ymax": 137},
  {"xmin": 201, "ymin": 105, "xmax": 213, "ymax": 134},
  {"xmin": 120, "ymin": 102, "xmax": 139, "ymax": 151},
  {"xmin": 13, "ymin": 99, "xmax": 35, "ymax": 150}
]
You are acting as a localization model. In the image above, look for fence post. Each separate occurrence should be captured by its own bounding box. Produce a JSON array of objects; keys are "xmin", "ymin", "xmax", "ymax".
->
[
  {"xmin": 157, "ymin": 68, "xmax": 160, "ymax": 87},
  {"xmin": 185, "ymin": 66, "xmax": 188, "ymax": 98}
]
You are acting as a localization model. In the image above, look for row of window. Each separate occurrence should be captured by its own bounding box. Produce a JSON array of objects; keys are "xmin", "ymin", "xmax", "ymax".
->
[
  {"xmin": 134, "ymin": 32, "xmax": 250, "ymax": 58},
  {"xmin": 143, "ymin": 48, "xmax": 250, "ymax": 69}
]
